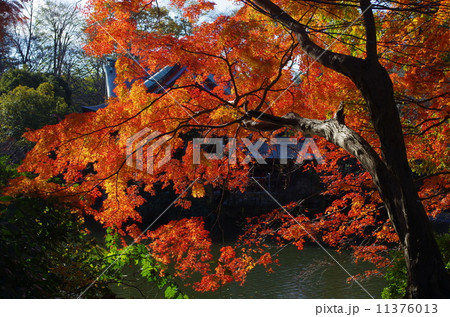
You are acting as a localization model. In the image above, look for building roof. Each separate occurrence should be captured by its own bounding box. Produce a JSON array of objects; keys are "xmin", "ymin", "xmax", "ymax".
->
[{"xmin": 81, "ymin": 59, "xmax": 187, "ymax": 113}]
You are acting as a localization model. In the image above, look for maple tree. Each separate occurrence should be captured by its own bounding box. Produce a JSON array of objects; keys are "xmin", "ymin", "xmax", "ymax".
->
[{"xmin": 4, "ymin": 0, "xmax": 449, "ymax": 298}]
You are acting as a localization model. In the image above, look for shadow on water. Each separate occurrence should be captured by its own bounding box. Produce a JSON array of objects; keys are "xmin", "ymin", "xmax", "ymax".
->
[{"xmin": 109, "ymin": 244, "xmax": 386, "ymax": 299}]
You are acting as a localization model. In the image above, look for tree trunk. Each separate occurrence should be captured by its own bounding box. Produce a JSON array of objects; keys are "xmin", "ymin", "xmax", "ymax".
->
[
  {"xmin": 376, "ymin": 170, "xmax": 450, "ymax": 298},
  {"xmin": 353, "ymin": 59, "xmax": 450, "ymax": 298}
]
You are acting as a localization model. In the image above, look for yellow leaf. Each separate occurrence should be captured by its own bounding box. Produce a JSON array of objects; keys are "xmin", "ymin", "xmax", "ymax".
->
[{"xmin": 192, "ymin": 183, "xmax": 206, "ymax": 198}]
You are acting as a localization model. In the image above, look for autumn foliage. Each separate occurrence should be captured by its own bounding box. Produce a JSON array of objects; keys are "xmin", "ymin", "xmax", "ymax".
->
[{"xmin": 4, "ymin": 0, "xmax": 449, "ymax": 294}]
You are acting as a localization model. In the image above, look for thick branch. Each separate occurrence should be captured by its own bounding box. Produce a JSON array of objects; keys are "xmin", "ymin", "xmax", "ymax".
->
[
  {"xmin": 242, "ymin": 110, "xmax": 409, "ymax": 241},
  {"xmin": 243, "ymin": 110, "xmax": 383, "ymax": 175},
  {"xmin": 245, "ymin": 0, "xmax": 363, "ymax": 77}
]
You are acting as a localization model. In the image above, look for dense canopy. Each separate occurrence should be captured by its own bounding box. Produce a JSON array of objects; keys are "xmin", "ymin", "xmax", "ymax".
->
[{"xmin": 5, "ymin": 0, "xmax": 449, "ymax": 297}]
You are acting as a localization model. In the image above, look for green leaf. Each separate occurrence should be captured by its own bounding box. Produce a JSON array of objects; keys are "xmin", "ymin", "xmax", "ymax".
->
[
  {"xmin": 164, "ymin": 285, "xmax": 178, "ymax": 299},
  {"xmin": 0, "ymin": 196, "xmax": 14, "ymax": 202}
]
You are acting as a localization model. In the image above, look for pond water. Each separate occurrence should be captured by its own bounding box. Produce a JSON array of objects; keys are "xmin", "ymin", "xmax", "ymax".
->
[{"xmin": 110, "ymin": 244, "xmax": 386, "ymax": 299}]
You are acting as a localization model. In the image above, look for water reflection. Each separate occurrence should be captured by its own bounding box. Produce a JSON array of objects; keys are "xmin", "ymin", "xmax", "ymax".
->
[{"xmin": 111, "ymin": 244, "xmax": 386, "ymax": 299}]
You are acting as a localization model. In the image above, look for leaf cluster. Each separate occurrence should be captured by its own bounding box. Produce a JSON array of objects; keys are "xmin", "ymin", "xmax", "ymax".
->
[
  {"xmin": 0, "ymin": 68, "xmax": 71, "ymax": 103},
  {"xmin": 0, "ymin": 195, "xmax": 114, "ymax": 298},
  {"xmin": 102, "ymin": 227, "xmax": 188, "ymax": 299},
  {"xmin": 0, "ymin": 68, "xmax": 74, "ymax": 139}
]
